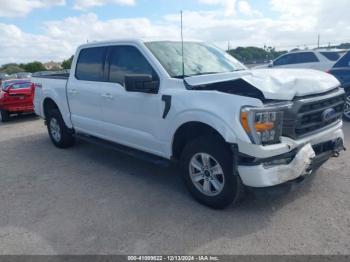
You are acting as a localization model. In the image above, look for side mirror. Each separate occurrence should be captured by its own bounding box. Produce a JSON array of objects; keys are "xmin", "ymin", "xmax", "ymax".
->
[
  {"xmin": 124, "ymin": 74, "xmax": 159, "ymax": 94},
  {"xmin": 268, "ymin": 60, "xmax": 274, "ymax": 67}
]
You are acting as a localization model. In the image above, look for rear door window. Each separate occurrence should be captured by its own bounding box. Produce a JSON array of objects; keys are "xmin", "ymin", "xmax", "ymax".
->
[
  {"xmin": 75, "ymin": 46, "xmax": 107, "ymax": 81},
  {"xmin": 274, "ymin": 54, "xmax": 297, "ymax": 66},
  {"xmin": 295, "ymin": 52, "xmax": 319, "ymax": 63}
]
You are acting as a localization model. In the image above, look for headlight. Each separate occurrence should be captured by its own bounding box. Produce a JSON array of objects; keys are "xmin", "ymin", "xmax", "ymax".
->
[{"xmin": 240, "ymin": 102, "xmax": 292, "ymax": 145}]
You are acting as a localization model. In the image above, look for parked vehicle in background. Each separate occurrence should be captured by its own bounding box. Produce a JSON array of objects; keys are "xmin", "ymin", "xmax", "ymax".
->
[
  {"xmin": 255, "ymin": 49, "xmax": 346, "ymax": 71},
  {"xmin": 33, "ymin": 39, "xmax": 345, "ymax": 209},
  {"xmin": 0, "ymin": 73, "xmax": 8, "ymax": 83},
  {"xmin": 15, "ymin": 72, "xmax": 32, "ymax": 79},
  {"xmin": 328, "ymin": 51, "xmax": 350, "ymax": 120},
  {"xmin": 0, "ymin": 73, "xmax": 9, "ymax": 78},
  {"xmin": 7, "ymin": 72, "xmax": 32, "ymax": 80},
  {"xmin": 0, "ymin": 79, "xmax": 35, "ymax": 122}
]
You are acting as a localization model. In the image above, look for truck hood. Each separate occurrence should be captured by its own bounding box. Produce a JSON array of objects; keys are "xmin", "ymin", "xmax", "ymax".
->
[{"xmin": 184, "ymin": 69, "xmax": 340, "ymax": 101}]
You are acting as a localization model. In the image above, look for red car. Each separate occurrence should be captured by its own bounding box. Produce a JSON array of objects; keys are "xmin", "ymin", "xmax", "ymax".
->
[{"xmin": 0, "ymin": 79, "xmax": 35, "ymax": 122}]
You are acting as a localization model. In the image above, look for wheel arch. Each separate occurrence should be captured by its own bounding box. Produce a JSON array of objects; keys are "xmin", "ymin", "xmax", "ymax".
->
[
  {"xmin": 172, "ymin": 121, "xmax": 232, "ymax": 160},
  {"xmin": 41, "ymin": 96, "xmax": 73, "ymax": 128},
  {"xmin": 43, "ymin": 97, "xmax": 59, "ymax": 119}
]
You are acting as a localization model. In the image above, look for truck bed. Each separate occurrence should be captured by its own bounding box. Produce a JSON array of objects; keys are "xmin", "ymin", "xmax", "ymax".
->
[
  {"xmin": 33, "ymin": 72, "xmax": 70, "ymax": 121},
  {"xmin": 32, "ymin": 71, "xmax": 70, "ymax": 80}
]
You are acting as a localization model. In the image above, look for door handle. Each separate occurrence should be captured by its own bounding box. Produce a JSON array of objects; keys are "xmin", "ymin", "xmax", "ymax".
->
[
  {"xmin": 101, "ymin": 93, "xmax": 114, "ymax": 100},
  {"xmin": 68, "ymin": 89, "xmax": 78, "ymax": 95}
]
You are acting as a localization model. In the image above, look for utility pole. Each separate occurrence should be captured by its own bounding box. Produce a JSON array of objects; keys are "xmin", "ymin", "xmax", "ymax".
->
[{"xmin": 317, "ymin": 34, "xmax": 320, "ymax": 49}]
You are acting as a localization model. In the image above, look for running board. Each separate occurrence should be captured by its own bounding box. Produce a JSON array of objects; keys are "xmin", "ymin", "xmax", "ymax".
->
[{"xmin": 76, "ymin": 133, "xmax": 171, "ymax": 167}]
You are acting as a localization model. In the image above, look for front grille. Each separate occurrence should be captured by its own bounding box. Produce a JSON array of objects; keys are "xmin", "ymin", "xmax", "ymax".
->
[{"xmin": 282, "ymin": 88, "xmax": 345, "ymax": 139}]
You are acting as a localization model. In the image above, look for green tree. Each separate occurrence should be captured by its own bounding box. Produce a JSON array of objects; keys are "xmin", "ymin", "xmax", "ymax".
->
[
  {"xmin": 21, "ymin": 61, "xmax": 46, "ymax": 73},
  {"xmin": 227, "ymin": 46, "xmax": 286, "ymax": 64},
  {"xmin": 0, "ymin": 64, "xmax": 25, "ymax": 74},
  {"xmin": 336, "ymin": 43, "xmax": 350, "ymax": 49},
  {"xmin": 62, "ymin": 56, "xmax": 74, "ymax": 69}
]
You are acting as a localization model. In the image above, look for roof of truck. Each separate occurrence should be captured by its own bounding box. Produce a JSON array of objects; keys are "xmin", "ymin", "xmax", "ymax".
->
[{"xmin": 77, "ymin": 38, "xmax": 203, "ymax": 49}]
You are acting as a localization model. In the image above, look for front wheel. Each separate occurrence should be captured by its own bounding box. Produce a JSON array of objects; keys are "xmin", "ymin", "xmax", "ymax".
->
[
  {"xmin": 46, "ymin": 109, "xmax": 75, "ymax": 148},
  {"xmin": 343, "ymin": 92, "xmax": 350, "ymax": 121},
  {"xmin": 180, "ymin": 135, "xmax": 244, "ymax": 209},
  {"xmin": 0, "ymin": 110, "xmax": 10, "ymax": 122}
]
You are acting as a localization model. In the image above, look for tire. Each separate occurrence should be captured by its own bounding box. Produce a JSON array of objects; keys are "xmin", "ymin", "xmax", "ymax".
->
[
  {"xmin": 180, "ymin": 135, "xmax": 244, "ymax": 209},
  {"xmin": 0, "ymin": 110, "xmax": 10, "ymax": 122},
  {"xmin": 46, "ymin": 109, "xmax": 75, "ymax": 148},
  {"xmin": 343, "ymin": 91, "xmax": 350, "ymax": 121}
]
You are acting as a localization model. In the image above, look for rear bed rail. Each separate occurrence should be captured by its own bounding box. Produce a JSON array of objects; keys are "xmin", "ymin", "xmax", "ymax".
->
[{"xmin": 32, "ymin": 70, "xmax": 69, "ymax": 80}]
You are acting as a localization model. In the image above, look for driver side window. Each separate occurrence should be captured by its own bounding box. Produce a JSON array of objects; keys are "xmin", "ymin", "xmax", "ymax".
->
[{"xmin": 108, "ymin": 46, "xmax": 157, "ymax": 85}]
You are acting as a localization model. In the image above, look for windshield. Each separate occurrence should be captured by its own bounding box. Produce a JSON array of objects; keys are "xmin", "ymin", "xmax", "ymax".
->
[{"xmin": 145, "ymin": 41, "xmax": 246, "ymax": 78}]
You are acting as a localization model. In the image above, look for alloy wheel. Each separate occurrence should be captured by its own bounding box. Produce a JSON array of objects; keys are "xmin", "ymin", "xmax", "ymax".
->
[
  {"xmin": 50, "ymin": 118, "xmax": 61, "ymax": 142},
  {"xmin": 189, "ymin": 153, "xmax": 225, "ymax": 196}
]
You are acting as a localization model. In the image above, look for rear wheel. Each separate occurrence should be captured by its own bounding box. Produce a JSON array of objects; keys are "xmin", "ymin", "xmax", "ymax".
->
[
  {"xmin": 0, "ymin": 110, "xmax": 10, "ymax": 122},
  {"xmin": 180, "ymin": 135, "xmax": 244, "ymax": 209},
  {"xmin": 343, "ymin": 92, "xmax": 350, "ymax": 121},
  {"xmin": 46, "ymin": 109, "xmax": 75, "ymax": 148}
]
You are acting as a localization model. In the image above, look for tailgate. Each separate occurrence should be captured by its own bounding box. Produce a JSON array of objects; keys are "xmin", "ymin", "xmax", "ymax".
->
[{"xmin": 33, "ymin": 82, "xmax": 43, "ymax": 116}]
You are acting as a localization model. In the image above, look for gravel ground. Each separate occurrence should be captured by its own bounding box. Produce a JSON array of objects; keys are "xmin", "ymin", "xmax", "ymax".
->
[{"xmin": 0, "ymin": 115, "xmax": 349, "ymax": 255}]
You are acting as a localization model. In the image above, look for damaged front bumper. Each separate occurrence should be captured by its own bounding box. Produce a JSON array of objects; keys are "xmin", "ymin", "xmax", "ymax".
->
[{"xmin": 236, "ymin": 138, "xmax": 345, "ymax": 187}]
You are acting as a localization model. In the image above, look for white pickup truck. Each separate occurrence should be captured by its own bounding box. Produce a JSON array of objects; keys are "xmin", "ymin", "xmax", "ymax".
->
[{"xmin": 33, "ymin": 39, "xmax": 346, "ymax": 209}]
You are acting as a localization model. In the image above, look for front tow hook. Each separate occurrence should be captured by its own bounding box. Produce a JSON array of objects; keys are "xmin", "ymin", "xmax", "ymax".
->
[
  {"xmin": 333, "ymin": 151, "xmax": 340, "ymax": 157},
  {"xmin": 332, "ymin": 138, "xmax": 346, "ymax": 157}
]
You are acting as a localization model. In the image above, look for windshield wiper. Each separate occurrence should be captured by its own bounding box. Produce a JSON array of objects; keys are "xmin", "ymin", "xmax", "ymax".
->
[
  {"xmin": 187, "ymin": 72, "xmax": 221, "ymax": 77},
  {"xmin": 188, "ymin": 70, "xmax": 247, "ymax": 76},
  {"xmin": 173, "ymin": 69, "xmax": 246, "ymax": 79},
  {"xmin": 173, "ymin": 75, "xmax": 190, "ymax": 79}
]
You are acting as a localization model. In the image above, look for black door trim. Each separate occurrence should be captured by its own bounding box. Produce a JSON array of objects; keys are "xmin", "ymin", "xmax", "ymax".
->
[{"xmin": 162, "ymin": 95, "xmax": 172, "ymax": 119}]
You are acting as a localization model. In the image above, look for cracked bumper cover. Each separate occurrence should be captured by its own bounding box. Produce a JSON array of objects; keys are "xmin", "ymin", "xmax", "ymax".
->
[{"xmin": 236, "ymin": 129, "xmax": 345, "ymax": 188}]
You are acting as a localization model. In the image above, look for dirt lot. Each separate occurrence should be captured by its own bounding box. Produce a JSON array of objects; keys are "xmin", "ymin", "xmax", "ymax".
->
[{"xmin": 0, "ymin": 115, "xmax": 349, "ymax": 255}]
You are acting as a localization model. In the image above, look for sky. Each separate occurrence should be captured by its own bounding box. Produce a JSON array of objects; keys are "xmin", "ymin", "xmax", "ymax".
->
[{"xmin": 0, "ymin": 0, "xmax": 349, "ymax": 64}]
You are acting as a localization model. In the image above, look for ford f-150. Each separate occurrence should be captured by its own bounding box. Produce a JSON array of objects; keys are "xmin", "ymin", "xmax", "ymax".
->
[{"xmin": 33, "ymin": 39, "xmax": 346, "ymax": 208}]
